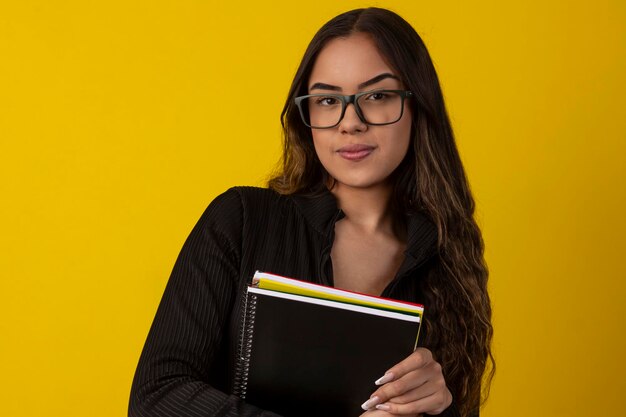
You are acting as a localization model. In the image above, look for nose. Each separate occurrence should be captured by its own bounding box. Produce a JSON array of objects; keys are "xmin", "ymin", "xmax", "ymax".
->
[{"xmin": 338, "ymin": 102, "xmax": 367, "ymax": 134}]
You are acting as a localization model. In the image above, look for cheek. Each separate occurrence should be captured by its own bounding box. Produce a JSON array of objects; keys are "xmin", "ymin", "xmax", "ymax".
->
[
  {"xmin": 392, "ymin": 116, "xmax": 413, "ymax": 158},
  {"xmin": 401, "ymin": 106, "xmax": 413, "ymax": 139},
  {"xmin": 399, "ymin": 109, "xmax": 414, "ymax": 154},
  {"xmin": 311, "ymin": 132, "xmax": 332, "ymax": 160}
]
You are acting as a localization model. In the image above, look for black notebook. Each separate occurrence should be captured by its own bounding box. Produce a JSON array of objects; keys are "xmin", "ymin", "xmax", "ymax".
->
[{"xmin": 233, "ymin": 272, "xmax": 424, "ymax": 417}]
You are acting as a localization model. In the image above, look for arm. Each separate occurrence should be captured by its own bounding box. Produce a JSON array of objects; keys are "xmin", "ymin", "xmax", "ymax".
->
[{"xmin": 129, "ymin": 189, "xmax": 281, "ymax": 417}]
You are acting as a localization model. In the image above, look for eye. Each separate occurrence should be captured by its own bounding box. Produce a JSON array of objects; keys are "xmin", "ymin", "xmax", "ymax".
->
[
  {"xmin": 364, "ymin": 91, "xmax": 389, "ymax": 101},
  {"xmin": 314, "ymin": 96, "xmax": 340, "ymax": 106}
]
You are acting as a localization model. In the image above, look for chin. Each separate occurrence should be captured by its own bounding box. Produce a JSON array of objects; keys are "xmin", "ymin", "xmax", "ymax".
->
[{"xmin": 330, "ymin": 176, "xmax": 392, "ymax": 191}]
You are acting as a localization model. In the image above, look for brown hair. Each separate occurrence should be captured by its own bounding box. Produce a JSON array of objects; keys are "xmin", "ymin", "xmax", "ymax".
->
[{"xmin": 269, "ymin": 8, "xmax": 494, "ymax": 416}]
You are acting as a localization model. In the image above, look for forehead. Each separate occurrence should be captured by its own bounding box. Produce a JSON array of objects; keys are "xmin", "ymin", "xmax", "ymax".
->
[{"xmin": 308, "ymin": 33, "xmax": 399, "ymax": 90}]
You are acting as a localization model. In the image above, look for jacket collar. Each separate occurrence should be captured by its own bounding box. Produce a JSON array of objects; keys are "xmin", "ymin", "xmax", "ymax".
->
[{"xmin": 290, "ymin": 188, "xmax": 438, "ymax": 267}]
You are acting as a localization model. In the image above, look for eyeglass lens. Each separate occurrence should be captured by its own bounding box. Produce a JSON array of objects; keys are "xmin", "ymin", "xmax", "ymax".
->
[{"xmin": 304, "ymin": 91, "xmax": 404, "ymax": 128}]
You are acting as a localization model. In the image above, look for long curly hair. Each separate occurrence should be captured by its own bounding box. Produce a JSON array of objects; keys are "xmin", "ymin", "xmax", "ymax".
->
[{"xmin": 268, "ymin": 7, "xmax": 494, "ymax": 416}]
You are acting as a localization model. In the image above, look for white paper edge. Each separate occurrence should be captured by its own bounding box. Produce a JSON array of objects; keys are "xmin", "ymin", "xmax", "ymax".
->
[{"xmin": 248, "ymin": 286, "xmax": 421, "ymax": 323}]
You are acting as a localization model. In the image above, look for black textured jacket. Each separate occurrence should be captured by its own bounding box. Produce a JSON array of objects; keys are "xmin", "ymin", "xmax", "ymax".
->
[{"xmin": 129, "ymin": 186, "xmax": 465, "ymax": 417}]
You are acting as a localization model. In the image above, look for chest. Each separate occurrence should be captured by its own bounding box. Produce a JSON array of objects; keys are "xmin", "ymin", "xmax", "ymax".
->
[
  {"xmin": 330, "ymin": 225, "xmax": 406, "ymax": 296},
  {"xmin": 235, "ymin": 198, "xmax": 430, "ymax": 300}
]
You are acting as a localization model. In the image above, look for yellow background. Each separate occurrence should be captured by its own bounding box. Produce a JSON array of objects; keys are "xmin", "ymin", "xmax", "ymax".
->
[{"xmin": 1, "ymin": 1, "xmax": 625, "ymax": 416}]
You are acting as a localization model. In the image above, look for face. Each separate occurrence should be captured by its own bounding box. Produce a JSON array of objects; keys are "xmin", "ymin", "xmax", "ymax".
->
[{"xmin": 307, "ymin": 32, "xmax": 412, "ymax": 192}]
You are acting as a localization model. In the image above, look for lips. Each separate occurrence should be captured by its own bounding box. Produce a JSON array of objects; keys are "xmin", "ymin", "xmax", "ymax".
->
[{"xmin": 337, "ymin": 144, "xmax": 376, "ymax": 161}]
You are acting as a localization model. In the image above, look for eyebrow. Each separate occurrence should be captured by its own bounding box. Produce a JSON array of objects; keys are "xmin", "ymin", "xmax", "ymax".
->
[{"xmin": 309, "ymin": 73, "xmax": 399, "ymax": 92}]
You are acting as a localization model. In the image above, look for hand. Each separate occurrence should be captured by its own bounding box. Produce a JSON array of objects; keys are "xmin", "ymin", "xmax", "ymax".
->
[
  {"xmin": 360, "ymin": 410, "xmax": 422, "ymax": 417},
  {"xmin": 360, "ymin": 348, "xmax": 452, "ymax": 415}
]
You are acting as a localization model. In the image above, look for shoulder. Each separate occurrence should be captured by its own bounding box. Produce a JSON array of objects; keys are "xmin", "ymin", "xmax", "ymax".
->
[
  {"xmin": 213, "ymin": 186, "xmax": 289, "ymax": 210},
  {"xmin": 199, "ymin": 186, "xmax": 336, "ymax": 241},
  {"xmin": 227, "ymin": 186, "xmax": 282, "ymax": 202},
  {"xmin": 204, "ymin": 186, "xmax": 281, "ymax": 209},
  {"xmin": 202, "ymin": 186, "xmax": 294, "ymax": 225}
]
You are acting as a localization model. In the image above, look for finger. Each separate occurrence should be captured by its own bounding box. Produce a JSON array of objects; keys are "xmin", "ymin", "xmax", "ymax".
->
[
  {"xmin": 369, "ymin": 357, "xmax": 442, "ymax": 404},
  {"xmin": 374, "ymin": 348, "xmax": 433, "ymax": 386},
  {"xmin": 389, "ymin": 361, "xmax": 447, "ymax": 405},
  {"xmin": 369, "ymin": 369, "xmax": 428, "ymax": 404},
  {"xmin": 360, "ymin": 410, "xmax": 421, "ymax": 417},
  {"xmin": 385, "ymin": 378, "xmax": 439, "ymax": 404},
  {"xmin": 375, "ymin": 389, "xmax": 452, "ymax": 415},
  {"xmin": 359, "ymin": 410, "xmax": 395, "ymax": 417}
]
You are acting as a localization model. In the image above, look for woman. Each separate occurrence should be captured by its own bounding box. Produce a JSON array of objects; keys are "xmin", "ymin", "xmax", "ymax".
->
[{"xmin": 130, "ymin": 7, "xmax": 494, "ymax": 417}]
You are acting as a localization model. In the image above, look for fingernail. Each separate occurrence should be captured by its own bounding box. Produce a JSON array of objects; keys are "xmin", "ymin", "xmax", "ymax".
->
[
  {"xmin": 375, "ymin": 372, "xmax": 394, "ymax": 385},
  {"xmin": 376, "ymin": 403, "xmax": 391, "ymax": 411},
  {"xmin": 361, "ymin": 396, "xmax": 380, "ymax": 410}
]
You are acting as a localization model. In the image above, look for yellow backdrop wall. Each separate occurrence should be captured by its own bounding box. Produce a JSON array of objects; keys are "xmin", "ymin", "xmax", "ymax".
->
[{"xmin": 1, "ymin": 1, "xmax": 625, "ymax": 416}]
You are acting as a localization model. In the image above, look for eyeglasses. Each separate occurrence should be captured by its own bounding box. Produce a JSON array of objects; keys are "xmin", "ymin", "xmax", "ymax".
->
[{"xmin": 294, "ymin": 89, "xmax": 413, "ymax": 129}]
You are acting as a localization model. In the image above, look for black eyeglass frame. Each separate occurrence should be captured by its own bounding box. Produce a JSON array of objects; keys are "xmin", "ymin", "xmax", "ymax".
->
[{"xmin": 294, "ymin": 89, "xmax": 413, "ymax": 129}]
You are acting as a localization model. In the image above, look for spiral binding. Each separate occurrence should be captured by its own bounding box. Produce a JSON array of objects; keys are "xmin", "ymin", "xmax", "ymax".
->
[{"xmin": 233, "ymin": 289, "xmax": 258, "ymax": 399}]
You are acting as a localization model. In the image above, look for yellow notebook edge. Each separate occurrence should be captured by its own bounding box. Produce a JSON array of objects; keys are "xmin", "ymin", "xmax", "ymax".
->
[{"xmin": 253, "ymin": 272, "xmax": 423, "ymax": 318}]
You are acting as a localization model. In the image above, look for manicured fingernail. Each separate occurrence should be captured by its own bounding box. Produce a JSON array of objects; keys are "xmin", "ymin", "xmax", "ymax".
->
[
  {"xmin": 375, "ymin": 372, "xmax": 394, "ymax": 385},
  {"xmin": 361, "ymin": 396, "xmax": 380, "ymax": 410},
  {"xmin": 376, "ymin": 403, "xmax": 391, "ymax": 411}
]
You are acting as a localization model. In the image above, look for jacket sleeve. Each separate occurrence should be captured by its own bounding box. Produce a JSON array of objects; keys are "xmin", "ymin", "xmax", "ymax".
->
[
  {"xmin": 129, "ymin": 188, "xmax": 281, "ymax": 417},
  {"xmin": 425, "ymin": 398, "xmax": 479, "ymax": 417},
  {"xmin": 425, "ymin": 401, "xmax": 461, "ymax": 417}
]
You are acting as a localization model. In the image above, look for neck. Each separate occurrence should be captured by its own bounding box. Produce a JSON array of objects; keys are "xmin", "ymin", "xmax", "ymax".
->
[{"xmin": 329, "ymin": 182, "xmax": 397, "ymax": 235}]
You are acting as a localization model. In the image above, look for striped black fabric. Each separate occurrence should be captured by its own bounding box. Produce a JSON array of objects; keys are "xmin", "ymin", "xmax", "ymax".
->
[{"xmin": 129, "ymin": 186, "xmax": 463, "ymax": 417}]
